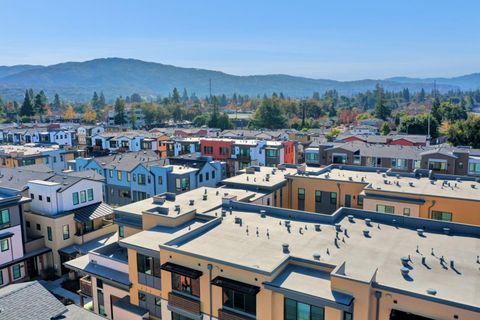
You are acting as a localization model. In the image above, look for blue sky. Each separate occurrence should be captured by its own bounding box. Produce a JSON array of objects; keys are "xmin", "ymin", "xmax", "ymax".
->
[{"xmin": 1, "ymin": 0, "xmax": 479, "ymax": 80}]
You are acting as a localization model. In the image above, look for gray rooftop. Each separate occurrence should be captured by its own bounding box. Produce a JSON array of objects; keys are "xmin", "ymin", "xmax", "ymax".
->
[
  {"xmin": 222, "ymin": 166, "xmax": 297, "ymax": 190},
  {"xmin": 91, "ymin": 150, "xmax": 166, "ymax": 171}
]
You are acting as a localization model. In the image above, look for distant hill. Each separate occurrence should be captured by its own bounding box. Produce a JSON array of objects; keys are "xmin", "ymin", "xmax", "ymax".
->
[{"xmin": 0, "ymin": 58, "xmax": 478, "ymax": 101}]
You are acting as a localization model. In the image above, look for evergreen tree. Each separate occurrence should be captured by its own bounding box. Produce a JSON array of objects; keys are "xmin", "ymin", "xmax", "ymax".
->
[
  {"xmin": 99, "ymin": 92, "xmax": 106, "ymax": 108},
  {"xmin": 34, "ymin": 90, "xmax": 48, "ymax": 121},
  {"xmin": 129, "ymin": 107, "xmax": 137, "ymax": 129},
  {"xmin": 130, "ymin": 93, "xmax": 142, "ymax": 103},
  {"xmin": 251, "ymin": 97, "xmax": 287, "ymax": 129},
  {"xmin": 380, "ymin": 122, "xmax": 391, "ymax": 135},
  {"xmin": 373, "ymin": 84, "xmax": 390, "ymax": 120},
  {"xmin": 92, "ymin": 91, "xmax": 99, "ymax": 109},
  {"xmin": 431, "ymin": 98, "xmax": 442, "ymax": 123},
  {"xmin": 208, "ymin": 97, "xmax": 220, "ymax": 128},
  {"xmin": 181, "ymin": 88, "xmax": 189, "ymax": 102},
  {"xmin": 114, "ymin": 97, "xmax": 127, "ymax": 125},
  {"xmin": 20, "ymin": 89, "xmax": 35, "ymax": 117},
  {"xmin": 52, "ymin": 93, "xmax": 62, "ymax": 111},
  {"xmin": 172, "ymin": 88, "xmax": 180, "ymax": 103},
  {"xmin": 418, "ymin": 88, "xmax": 426, "ymax": 102}
]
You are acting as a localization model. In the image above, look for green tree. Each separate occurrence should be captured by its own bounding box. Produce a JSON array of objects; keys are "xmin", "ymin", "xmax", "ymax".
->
[
  {"xmin": 208, "ymin": 97, "xmax": 220, "ymax": 128},
  {"xmin": 171, "ymin": 88, "xmax": 180, "ymax": 103},
  {"xmin": 440, "ymin": 101, "xmax": 468, "ymax": 123},
  {"xmin": 114, "ymin": 97, "xmax": 127, "ymax": 125},
  {"xmin": 99, "ymin": 92, "xmax": 106, "ymax": 108},
  {"xmin": 380, "ymin": 122, "xmax": 391, "ymax": 135},
  {"xmin": 193, "ymin": 114, "xmax": 209, "ymax": 127},
  {"xmin": 34, "ymin": 90, "xmax": 48, "ymax": 120},
  {"xmin": 447, "ymin": 115, "xmax": 480, "ymax": 148},
  {"xmin": 431, "ymin": 98, "xmax": 442, "ymax": 123},
  {"xmin": 251, "ymin": 97, "xmax": 287, "ymax": 129},
  {"xmin": 217, "ymin": 113, "xmax": 233, "ymax": 130},
  {"xmin": 182, "ymin": 88, "xmax": 189, "ymax": 102},
  {"xmin": 130, "ymin": 93, "xmax": 142, "ymax": 103},
  {"xmin": 92, "ymin": 91, "xmax": 99, "ymax": 109},
  {"xmin": 398, "ymin": 114, "xmax": 439, "ymax": 138},
  {"xmin": 52, "ymin": 93, "xmax": 62, "ymax": 111},
  {"xmin": 129, "ymin": 106, "xmax": 137, "ymax": 129},
  {"xmin": 373, "ymin": 84, "xmax": 390, "ymax": 120},
  {"xmin": 20, "ymin": 89, "xmax": 35, "ymax": 117}
]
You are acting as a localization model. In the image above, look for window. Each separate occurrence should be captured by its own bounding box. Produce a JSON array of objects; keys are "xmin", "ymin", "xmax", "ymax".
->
[
  {"xmin": 0, "ymin": 239, "xmax": 9, "ymax": 252},
  {"xmin": 366, "ymin": 157, "xmax": 382, "ymax": 167},
  {"xmin": 30, "ymin": 193, "xmax": 35, "ymax": 199},
  {"xmin": 357, "ymin": 195, "xmax": 364, "ymax": 206},
  {"xmin": 12, "ymin": 264, "xmax": 21, "ymax": 279},
  {"xmin": 38, "ymin": 195, "xmax": 43, "ymax": 201},
  {"xmin": 284, "ymin": 298, "xmax": 325, "ymax": 320},
  {"xmin": 332, "ymin": 153, "xmax": 347, "ymax": 164},
  {"xmin": 0, "ymin": 270, "xmax": 2, "ymax": 285},
  {"xmin": 87, "ymin": 189, "xmax": 94, "ymax": 201},
  {"xmin": 344, "ymin": 312, "xmax": 353, "ymax": 320},
  {"xmin": 158, "ymin": 176, "xmax": 163, "ymax": 185},
  {"xmin": 219, "ymin": 147, "xmax": 229, "ymax": 155},
  {"xmin": 199, "ymin": 174, "xmax": 203, "ymax": 182},
  {"xmin": 206, "ymin": 172, "xmax": 209, "ymax": 181},
  {"xmin": 330, "ymin": 192, "xmax": 337, "ymax": 205},
  {"xmin": 468, "ymin": 162, "xmax": 480, "ymax": 175},
  {"xmin": 266, "ymin": 149, "xmax": 278, "ymax": 158},
  {"xmin": 98, "ymin": 290, "xmax": 106, "ymax": 316},
  {"xmin": 204, "ymin": 146, "xmax": 213, "ymax": 154},
  {"xmin": 392, "ymin": 158, "xmax": 408, "ymax": 169},
  {"xmin": 137, "ymin": 253, "xmax": 161, "ymax": 277},
  {"xmin": 97, "ymin": 278, "xmax": 103, "ymax": 289},
  {"xmin": 109, "ymin": 170, "xmax": 113, "ymax": 178},
  {"xmin": 376, "ymin": 204, "xmax": 395, "ymax": 214},
  {"xmin": 138, "ymin": 292, "xmax": 146, "ymax": 302},
  {"xmin": 127, "ymin": 172, "xmax": 131, "ymax": 182},
  {"xmin": 172, "ymin": 273, "xmax": 200, "ymax": 297},
  {"xmin": 36, "ymin": 223, "xmax": 41, "ymax": 231},
  {"xmin": 353, "ymin": 154, "xmax": 361, "ymax": 165},
  {"xmin": 47, "ymin": 226, "xmax": 53, "ymax": 241},
  {"xmin": 72, "ymin": 192, "xmax": 79, "ymax": 205},
  {"xmin": 223, "ymin": 287, "xmax": 257, "ymax": 316},
  {"xmin": 63, "ymin": 224, "xmax": 70, "ymax": 240},
  {"xmin": 403, "ymin": 208, "xmax": 411, "ymax": 216},
  {"xmin": 0, "ymin": 209, "xmax": 10, "ymax": 228},
  {"xmin": 306, "ymin": 152, "xmax": 319, "ymax": 162},
  {"xmin": 117, "ymin": 170, "xmax": 122, "ymax": 181},
  {"xmin": 212, "ymin": 171, "xmax": 215, "ymax": 179},
  {"xmin": 414, "ymin": 160, "xmax": 421, "ymax": 169},
  {"xmin": 80, "ymin": 190, "xmax": 86, "ymax": 203},
  {"xmin": 26, "ymin": 221, "xmax": 31, "ymax": 228},
  {"xmin": 298, "ymin": 188, "xmax": 305, "ymax": 201},
  {"xmin": 119, "ymin": 225, "xmax": 125, "ymax": 238},
  {"xmin": 138, "ymin": 174, "xmax": 146, "ymax": 185},
  {"xmin": 47, "ymin": 196, "xmax": 51, "ymax": 203},
  {"xmin": 315, "ymin": 190, "xmax": 322, "ymax": 203},
  {"xmin": 428, "ymin": 159, "xmax": 447, "ymax": 172},
  {"xmin": 432, "ymin": 211, "xmax": 452, "ymax": 221},
  {"xmin": 175, "ymin": 177, "xmax": 190, "ymax": 192},
  {"xmin": 147, "ymin": 176, "xmax": 151, "ymax": 184}
]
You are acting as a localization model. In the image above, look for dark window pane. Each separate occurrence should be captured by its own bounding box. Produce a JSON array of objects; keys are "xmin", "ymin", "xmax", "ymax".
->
[{"xmin": 285, "ymin": 298, "xmax": 297, "ymax": 320}]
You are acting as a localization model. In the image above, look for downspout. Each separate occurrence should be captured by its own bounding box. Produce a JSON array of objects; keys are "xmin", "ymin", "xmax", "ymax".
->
[
  {"xmin": 336, "ymin": 182, "xmax": 342, "ymax": 208},
  {"xmin": 374, "ymin": 291, "xmax": 382, "ymax": 320},
  {"xmin": 207, "ymin": 264, "xmax": 213, "ymax": 320},
  {"xmin": 427, "ymin": 200, "xmax": 436, "ymax": 219}
]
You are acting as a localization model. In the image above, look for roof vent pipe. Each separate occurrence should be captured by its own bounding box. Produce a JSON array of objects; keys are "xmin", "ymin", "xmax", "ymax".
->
[
  {"xmin": 189, "ymin": 199, "xmax": 195, "ymax": 206},
  {"xmin": 400, "ymin": 267, "xmax": 410, "ymax": 277},
  {"xmin": 365, "ymin": 218, "xmax": 372, "ymax": 227},
  {"xmin": 260, "ymin": 210, "xmax": 266, "ymax": 218},
  {"xmin": 313, "ymin": 253, "xmax": 320, "ymax": 260},
  {"xmin": 417, "ymin": 229, "xmax": 424, "ymax": 236},
  {"xmin": 347, "ymin": 215, "xmax": 354, "ymax": 223},
  {"xmin": 363, "ymin": 229, "xmax": 370, "ymax": 237},
  {"xmin": 401, "ymin": 256, "xmax": 410, "ymax": 267},
  {"xmin": 314, "ymin": 224, "xmax": 321, "ymax": 231},
  {"xmin": 174, "ymin": 204, "xmax": 181, "ymax": 211},
  {"xmin": 335, "ymin": 223, "xmax": 342, "ymax": 232},
  {"xmin": 282, "ymin": 243, "xmax": 290, "ymax": 254},
  {"xmin": 221, "ymin": 210, "xmax": 227, "ymax": 217},
  {"xmin": 203, "ymin": 194, "xmax": 208, "ymax": 201}
]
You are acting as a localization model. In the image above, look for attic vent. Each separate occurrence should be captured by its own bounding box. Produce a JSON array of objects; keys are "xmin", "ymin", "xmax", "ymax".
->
[
  {"xmin": 234, "ymin": 217, "xmax": 243, "ymax": 226},
  {"xmin": 174, "ymin": 204, "xmax": 181, "ymax": 211},
  {"xmin": 348, "ymin": 176, "xmax": 353, "ymax": 181},
  {"xmin": 221, "ymin": 210, "xmax": 227, "ymax": 217},
  {"xmin": 313, "ymin": 253, "xmax": 320, "ymax": 261},
  {"xmin": 401, "ymin": 256, "xmax": 410, "ymax": 267},
  {"xmin": 365, "ymin": 218, "xmax": 372, "ymax": 226},
  {"xmin": 417, "ymin": 228, "xmax": 424, "ymax": 236},
  {"xmin": 203, "ymin": 194, "xmax": 208, "ymax": 201},
  {"xmin": 471, "ymin": 184, "xmax": 476, "ymax": 189},
  {"xmin": 409, "ymin": 182, "xmax": 414, "ymax": 187},
  {"xmin": 347, "ymin": 215, "xmax": 354, "ymax": 223},
  {"xmin": 260, "ymin": 210, "xmax": 266, "ymax": 218},
  {"xmin": 335, "ymin": 223, "xmax": 342, "ymax": 232},
  {"xmin": 282, "ymin": 243, "xmax": 290, "ymax": 254},
  {"xmin": 189, "ymin": 199, "xmax": 195, "ymax": 206},
  {"xmin": 363, "ymin": 229, "xmax": 370, "ymax": 237},
  {"xmin": 426, "ymin": 288, "xmax": 437, "ymax": 295},
  {"xmin": 314, "ymin": 224, "xmax": 321, "ymax": 231},
  {"xmin": 400, "ymin": 267, "xmax": 410, "ymax": 277}
]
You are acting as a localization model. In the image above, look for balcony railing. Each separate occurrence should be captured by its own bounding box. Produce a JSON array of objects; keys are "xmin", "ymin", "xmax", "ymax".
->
[
  {"xmin": 168, "ymin": 291, "xmax": 201, "ymax": 315},
  {"xmin": 79, "ymin": 275, "xmax": 92, "ymax": 297},
  {"xmin": 25, "ymin": 236, "xmax": 46, "ymax": 253},
  {"xmin": 218, "ymin": 308, "xmax": 255, "ymax": 320}
]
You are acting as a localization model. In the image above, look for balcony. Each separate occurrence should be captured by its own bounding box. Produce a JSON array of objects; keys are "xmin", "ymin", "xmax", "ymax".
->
[
  {"xmin": 25, "ymin": 235, "xmax": 46, "ymax": 253},
  {"xmin": 218, "ymin": 308, "xmax": 254, "ymax": 320},
  {"xmin": 79, "ymin": 275, "xmax": 92, "ymax": 297},
  {"xmin": 168, "ymin": 291, "xmax": 201, "ymax": 315}
]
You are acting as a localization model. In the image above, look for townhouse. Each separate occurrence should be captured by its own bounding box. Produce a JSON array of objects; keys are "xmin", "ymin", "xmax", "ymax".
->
[
  {"xmin": 91, "ymin": 131, "xmax": 147, "ymax": 153},
  {"xmin": 66, "ymin": 190, "xmax": 480, "ymax": 320},
  {"xmin": 1, "ymin": 126, "xmax": 78, "ymax": 147},
  {"xmin": 0, "ymin": 144, "xmax": 76, "ymax": 172},
  {"xmin": 0, "ymin": 188, "xmax": 52, "ymax": 288},
  {"xmin": 23, "ymin": 174, "xmax": 116, "ymax": 275},
  {"xmin": 305, "ymin": 141, "xmax": 480, "ymax": 177},
  {"xmin": 77, "ymin": 125, "xmax": 105, "ymax": 147},
  {"xmin": 283, "ymin": 164, "xmax": 480, "ymax": 225},
  {"xmin": 336, "ymin": 133, "xmax": 428, "ymax": 146}
]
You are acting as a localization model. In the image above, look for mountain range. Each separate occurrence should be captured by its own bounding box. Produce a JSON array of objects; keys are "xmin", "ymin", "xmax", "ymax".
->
[{"xmin": 0, "ymin": 58, "xmax": 479, "ymax": 102}]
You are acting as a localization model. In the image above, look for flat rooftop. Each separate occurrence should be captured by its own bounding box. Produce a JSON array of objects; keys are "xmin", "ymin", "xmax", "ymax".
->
[
  {"xmin": 164, "ymin": 207, "xmax": 480, "ymax": 309},
  {"xmin": 293, "ymin": 167, "xmax": 480, "ymax": 201},
  {"xmin": 222, "ymin": 166, "xmax": 297, "ymax": 190},
  {"xmin": 0, "ymin": 144, "xmax": 60, "ymax": 156},
  {"xmin": 168, "ymin": 165, "xmax": 198, "ymax": 174},
  {"xmin": 115, "ymin": 187, "xmax": 263, "ymax": 217}
]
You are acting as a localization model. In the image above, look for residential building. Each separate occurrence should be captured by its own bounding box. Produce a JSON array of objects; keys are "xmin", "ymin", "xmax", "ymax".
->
[
  {"xmin": 24, "ymin": 175, "xmax": 116, "ymax": 275},
  {"xmin": 68, "ymin": 194, "xmax": 480, "ymax": 320},
  {"xmin": 0, "ymin": 188, "xmax": 52, "ymax": 287},
  {"xmin": 0, "ymin": 144, "xmax": 76, "ymax": 172},
  {"xmin": 284, "ymin": 164, "xmax": 480, "ymax": 225}
]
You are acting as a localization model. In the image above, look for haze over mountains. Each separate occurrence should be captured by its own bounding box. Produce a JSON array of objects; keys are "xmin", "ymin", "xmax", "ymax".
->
[{"xmin": 0, "ymin": 58, "xmax": 479, "ymax": 102}]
